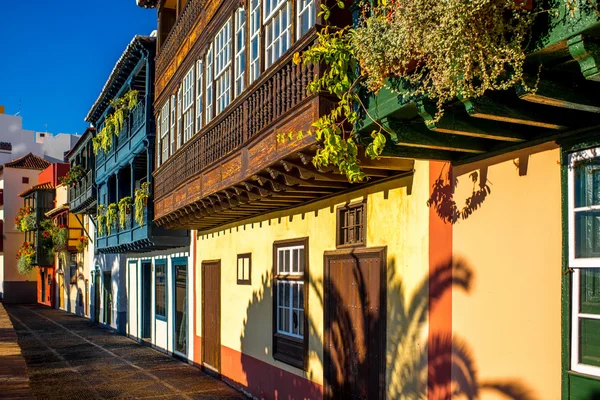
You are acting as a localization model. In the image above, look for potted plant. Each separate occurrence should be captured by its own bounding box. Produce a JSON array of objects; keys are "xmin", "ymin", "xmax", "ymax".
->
[
  {"xmin": 134, "ymin": 182, "xmax": 150, "ymax": 226},
  {"xmin": 16, "ymin": 242, "xmax": 35, "ymax": 274},
  {"xmin": 118, "ymin": 196, "xmax": 132, "ymax": 229},
  {"xmin": 106, "ymin": 203, "xmax": 118, "ymax": 234},
  {"xmin": 60, "ymin": 165, "xmax": 85, "ymax": 186},
  {"xmin": 15, "ymin": 206, "xmax": 35, "ymax": 232},
  {"xmin": 97, "ymin": 204, "xmax": 107, "ymax": 236},
  {"xmin": 92, "ymin": 89, "xmax": 139, "ymax": 155},
  {"xmin": 76, "ymin": 235, "xmax": 88, "ymax": 253}
]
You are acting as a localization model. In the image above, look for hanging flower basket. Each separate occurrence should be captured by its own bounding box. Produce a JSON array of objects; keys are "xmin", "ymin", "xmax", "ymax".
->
[
  {"xmin": 76, "ymin": 236, "xmax": 88, "ymax": 253},
  {"xmin": 15, "ymin": 206, "xmax": 36, "ymax": 232},
  {"xmin": 16, "ymin": 242, "xmax": 35, "ymax": 274}
]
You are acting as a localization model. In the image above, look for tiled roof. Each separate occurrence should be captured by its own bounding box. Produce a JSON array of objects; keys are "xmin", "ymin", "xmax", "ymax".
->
[
  {"xmin": 1, "ymin": 153, "xmax": 51, "ymax": 171},
  {"xmin": 45, "ymin": 204, "xmax": 69, "ymax": 218},
  {"xmin": 19, "ymin": 182, "xmax": 55, "ymax": 198}
]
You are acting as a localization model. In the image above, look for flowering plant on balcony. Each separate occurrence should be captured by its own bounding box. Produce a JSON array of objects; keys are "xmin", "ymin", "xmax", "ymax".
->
[
  {"xmin": 40, "ymin": 219, "xmax": 69, "ymax": 265},
  {"xmin": 106, "ymin": 203, "xmax": 118, "ymax": 235},
  {"xmin": 134, "ymin": 182, "xmax": 150, "ymax": 227},
  {"xmin": 15, "ymin": 206, "xmax": 35, "ymax": 232},
  {"xmin": 76, "ymin": 235, "xmax": 88, "ymax": 253},
  {"xmin": 16, "ymin": 242, "xmax": 35, "ymax": 274},
  {"xmin": 286, "ymin": 0, "xmax": 535, "ymax": 182},
  {"xmin": 92, "ymin": 89, "xmax": 139, "ymax": 155},
  {"xmin": 118, "ymin": 196, "xmax": 132, "ymax": 229},
  {"xmin": 97, "ymin": 204, "xmax": 107, "ymax": 236},
  {"xmin": 60, "ymin": 165, "xmax": 86, "ymax": 186}
]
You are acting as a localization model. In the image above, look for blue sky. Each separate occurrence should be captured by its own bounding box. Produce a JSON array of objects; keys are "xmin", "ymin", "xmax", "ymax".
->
[{"xmin": 0, "ymin": 1, "xmax": 156, "ymax": 135}]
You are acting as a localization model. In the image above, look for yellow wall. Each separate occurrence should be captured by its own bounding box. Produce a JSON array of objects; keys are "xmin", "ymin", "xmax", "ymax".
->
[
  {"xmin": 452, "ymin": 146, "xmax": 562, "ymax": 399},
  {"xmin": 195, "ymin": 161, "xmax": 431, "ymax": 396}
]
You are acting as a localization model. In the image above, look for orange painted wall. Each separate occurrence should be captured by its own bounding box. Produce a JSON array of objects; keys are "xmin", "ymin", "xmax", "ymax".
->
[
  {"xmin": 451, "ymin": 146, "xmax": 562, "ymax": 399},
  {"xmin": 38, "ymin": 163, "xmax": 69, "ymax": 186}
]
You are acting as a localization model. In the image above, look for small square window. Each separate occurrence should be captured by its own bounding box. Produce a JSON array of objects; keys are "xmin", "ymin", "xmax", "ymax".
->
[
  {"xmin": 237, "ymin": 253, "xmax": 251, "ymax": 285},
  {"xmin": 22, "ymin": 177, "xmax": 29, "ymax": 184},
  {"xmin": 336, "ymin": 201, "xmax": 366, "ymax": 248}
]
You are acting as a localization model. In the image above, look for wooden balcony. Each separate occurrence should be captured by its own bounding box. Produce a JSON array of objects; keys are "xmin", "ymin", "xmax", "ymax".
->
[
  {"xmin": 69, "ymin": 170, "xmax": 96, "ymax": 214},
  {"xmin": 153, "ymin": 30, "xmax": 414, "ymax": 230},
  {"xmin": 96, "ymin": 99, "xmax": 148, "ymax": 184}
]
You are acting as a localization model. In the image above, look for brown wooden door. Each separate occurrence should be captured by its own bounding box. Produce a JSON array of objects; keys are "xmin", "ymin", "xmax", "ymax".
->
[
  {"xmin": 202, "ymin": 261, "xmax": 221, "ymax": 372},
  {"xmin": 324, "ymin": 248, "xmax": 386, "ymax": 400}
]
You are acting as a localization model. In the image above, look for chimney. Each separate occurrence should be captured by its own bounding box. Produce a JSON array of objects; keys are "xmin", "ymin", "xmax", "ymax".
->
[{"xmin": 0, "ymin": 105, "xmax": 4, "ymax": 114}]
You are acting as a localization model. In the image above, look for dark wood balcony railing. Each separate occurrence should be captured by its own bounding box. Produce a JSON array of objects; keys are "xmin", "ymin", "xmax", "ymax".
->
[
  {"xmin": 156, "ymin": 0, "xmax": 205, "ymax": 80},
  {"xmin": 154, "ymin": 31, "xmax": 318, "ymax": 200},
  {"xmin": 69, "ymin": 170, "xmax": 96, "ymax": 212}
]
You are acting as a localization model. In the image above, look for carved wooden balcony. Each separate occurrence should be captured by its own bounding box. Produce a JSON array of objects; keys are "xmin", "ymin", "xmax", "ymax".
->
[{"xmin": 153, "ymin": 30, "xmax": 414, "ymax": 231}]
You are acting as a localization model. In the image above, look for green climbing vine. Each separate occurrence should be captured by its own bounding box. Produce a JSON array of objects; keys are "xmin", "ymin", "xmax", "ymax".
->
[
  {"xmin": 282, "ymin": 0, "xmax": 536, "ymax": 182},
  {"xmin": 92, "ymin": 89, "xmax": 139, "ymax": 155}
]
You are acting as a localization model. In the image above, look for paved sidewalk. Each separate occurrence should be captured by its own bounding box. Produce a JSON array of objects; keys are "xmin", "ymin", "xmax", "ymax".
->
[
  {"xmin": 4, "ymin": 304, "xmax": 245, "ymax": 400},
  {"xmin": 0, "ymin": 302, "xmax": 34, "ymax": 399}
]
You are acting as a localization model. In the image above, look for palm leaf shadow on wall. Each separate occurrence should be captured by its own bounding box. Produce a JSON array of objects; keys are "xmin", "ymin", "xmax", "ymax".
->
[{"xmin": 239, "ymin": 259, "xmax": 537, "ymax": 399}]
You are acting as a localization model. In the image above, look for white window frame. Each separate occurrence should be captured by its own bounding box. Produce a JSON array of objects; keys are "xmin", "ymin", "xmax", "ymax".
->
[
  {"xmin": 234, "ymin": 8, "xmax": 247, "ymax": 97},
  {"xmin": 276, "ymin": 245, "xmax": 305, "ymax": 339},
  {"xmin": 249, "ymin": 0, "xmax": 261, "ymax": 84},
  {"xmin": 296, "ymin": 0, "xmax": 315, "ymax": 39},
  {"xmin": 214, "ymin": 19, "xmax": 232, "ymax": 115},
  {"xmin": 170, "ymin": 95, "xmax": 176, "ymax": 155},
  {"xmin": 177, "ymin": 86, "xmax": 183, "ymax": 148},
  {"xmin": 568, "ymin": 148, "xmax": 600, "ymax": 377},
  {"xmin": 160, "ymin": 102, "xmax": 170, "ymax": 164},
  {"xmin": 264, "ymin": 0, "xmax": 291, "ymax": 69},
  {"xmin": 183, "ymin": 66, "xmax": 195, "ymax": 142},
  {"xmin": 205, "ymin": 45, "xmax": 214, "ymax": 124},
  {"xmin": 195, "ymin": 60, "xmax": 204, "ymax": 133}
]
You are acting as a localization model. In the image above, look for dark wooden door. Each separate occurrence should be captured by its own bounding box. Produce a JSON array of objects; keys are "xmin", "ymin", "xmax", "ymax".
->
[
  {"xmin": 202, "ymin": 261, "xmax": 221, "ymax": 372},
  {"xmin": 94, "ymin": 271, "xmax": 100, "ymax": 322},
  {"xmin": 141, "ymin": 262, "xmax": 152, "ymax": 339},
  {"xmin": 324, "ymin": 248, "xmax": 386, "ymax": 400}
]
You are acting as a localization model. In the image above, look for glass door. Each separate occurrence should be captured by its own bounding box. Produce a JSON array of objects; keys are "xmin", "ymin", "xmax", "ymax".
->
[{"xmin": 174, "ymin": 261, "xmax": 187, "ymax": 356}]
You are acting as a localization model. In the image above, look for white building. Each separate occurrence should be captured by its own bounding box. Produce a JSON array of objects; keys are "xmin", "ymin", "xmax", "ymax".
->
[{"xmin": 0, "ymin": 106, "xmax": 80, "ymax": 164}]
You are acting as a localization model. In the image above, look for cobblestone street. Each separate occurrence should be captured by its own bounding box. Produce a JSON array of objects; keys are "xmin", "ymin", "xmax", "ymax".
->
[{"xmin": 4, "ymin": 304, "xmax": 245, "ymax": 400}]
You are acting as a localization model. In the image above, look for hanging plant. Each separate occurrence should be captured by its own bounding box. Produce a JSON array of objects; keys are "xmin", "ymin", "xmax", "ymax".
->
[
  {"xmin": 97, "ymin": 204, "xmax": 107, "ymax": 236},
  {"xmin": 283, "ymin": 0, "xmax": 536, "ymax": 182},
  {"xmin": 134, "ymin": 182, "xmax": 150, "ymax": 227},
  {"xmin": 118, "ymin": 196, "xmax": 132, "ymax": 229},
  {"xmin": 60, "ymin": 165, "xmax": 86, "ymax": 186},
  {"xmin": 76, "ymin": 235, "xmax": 89, "ymax": 253},
  {"xmin": 16, "ymin": 242, "xmax": 35, "ymax": 274},
  {"xmin": 15, "ymin": 206, "xmax": 36, "ymax": 232},
  {"xmin": 106, "ymin": 203, "xmax": 118, "ymax": 234},
  {"xmin": 92, "ymin": 89, "xmax": 139, "ymax": 155}
]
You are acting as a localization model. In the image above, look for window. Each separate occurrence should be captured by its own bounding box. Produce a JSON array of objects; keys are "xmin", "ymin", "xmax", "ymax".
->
[
  {"xmin": 183, "ymin": 67, "xmax": 195, "ymax": 142},
  {"xmin": 170, "ymin": 95, "xmax": 176, "ymax": 155},
  {"xmin": 69, "ymin": 253, "xmax": 77, "ymax": 285},
  {"xmin": 215, "ymin": 20, "xmax": 232, "ymax": 115},
  {"xmin": 249, "ymin": 0, "xmax": 261, "ymax": 84},
  {"xmin": 22, "ymin": 177, "xmax": 29, "ymax": 184},
  {"xmin": 160, "ymin": 102, "xmax": 170, "ymax": 165},
  {"xmin": 264, "ymin": 0, "xmax": 291, "ymax": 69},
  {"xmin": 155, "ymin": 260, "xmax": 167, "ymax": 320},
  {"xmin": 237, "ymin": 253, "xmax": 251, "ymax": 285},
  {"xmin": 235, "ymin": 8, "xmax": 247, "ymax": 97},
  {"xmin": 297, "ymin": 0, "xmax": 315, "ymax": 38},
  {"xmin": 273, "ymin": 238, "xmax": 308, "ymax": 369},
  {"xmin": 569, "ymin": 150, "xmax": 600, "ymax": 377},
  {"xmin": 337, "ymin": 201, "xmax": 366, "ymax": 247},
  {"xmin": 177, "ymin": 86, "xmax": 183, "ymax": 148},
  {"xmin": 205, "ymin": 45, "xmax": 214, "ymax": 124},
  {"xmin": 195, "ymin": 60, "xmax": 204, "ymax": 133}
]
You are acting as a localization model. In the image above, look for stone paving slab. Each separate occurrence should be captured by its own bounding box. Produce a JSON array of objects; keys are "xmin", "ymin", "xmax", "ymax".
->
[
  {"xmin": 4, "ymin": 304, "xmax": 246, "ymax": 400},
  {"xmin": 0, "ymin": 302, "xmax": 35, "ymax": 399}
]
